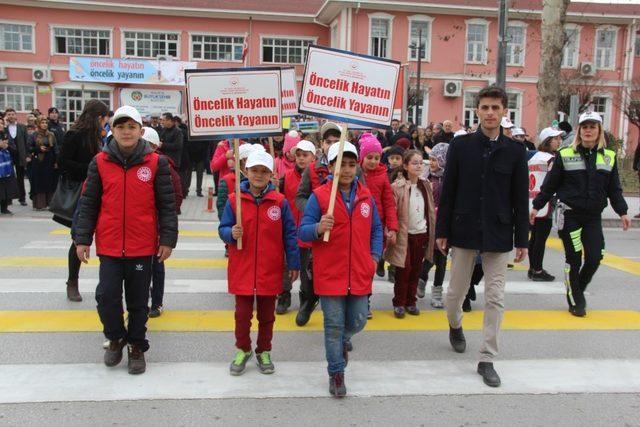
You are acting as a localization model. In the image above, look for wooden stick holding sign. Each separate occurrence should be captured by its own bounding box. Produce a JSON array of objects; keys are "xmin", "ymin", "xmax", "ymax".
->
[
  {"xmin": 323, "ymin": 123, "xmax": 348, "ymax": 242},
  {"xmin": 233, "ymin": 138, "xmax": 243, "ymax": 250},
  {"xmin": 267, "ymin": 136, "xmax": 280, "ymax": 192}
]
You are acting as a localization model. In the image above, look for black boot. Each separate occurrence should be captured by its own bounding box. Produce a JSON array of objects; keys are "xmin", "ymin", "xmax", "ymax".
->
[
  {"xmin": 276, "ymin": 291, "xmax": 291, "ymax": 315},
  {"xmin": 477, "ymin": 362, "xmax": 501, "ymax": 387},
  {"xmin": 66, "ymin": 280, "xmax": 82, "ymax": 302},
  {"xmin": 296, "ymin": 293, "xmax": 318, "ymax": 326},
  {"xmin": 449, "ymin": 326, "xmax": 466, "ymax": 353},
  {"xmin": 329, "ymin": 372, "xmax": 347, "ymax": 397}
]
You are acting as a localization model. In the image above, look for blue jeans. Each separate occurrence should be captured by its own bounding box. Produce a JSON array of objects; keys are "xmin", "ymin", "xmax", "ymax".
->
[
  {"xmin": 320, "ymin": 295, "xmax": 369, "ymax": 375},
  {"xmin": 150, "ymin": 257, "xmax": 165, "ymax": 309}
]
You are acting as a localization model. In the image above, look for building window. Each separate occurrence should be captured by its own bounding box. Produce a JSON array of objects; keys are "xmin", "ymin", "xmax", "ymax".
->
[
  {"xmin": 53, "ymin": 27, "xmax": 110, "ymax": 56},
  {"xmin": 463, "ymin": 91, "xmax": 479, "ymax": 128},
  {"xmin": 407, "ymin": 88, "xmax": 427, "ymax": 127},
  {"xmin": 590, "ymin": 96, "xmax": 610, "ymax": 128},
  {"xmin": 330, "ymin": 23, "xmax": 339, "ymax": 48},
  {"xmin": 0, "ymin": 84, "xmax": 35, "ymax": 112},
  {"xmin": 191, "ymin": 34, "xmax": 243, "ymax": 61},
  {"xmin": 55, "ymin": 89, "xmax": 111, "ymax": 128},
  {"xmin": 262, "ymin": 37, "xmax": 313, "ymax": 64},
  {"xmin": 0, "ymin": 23, "xmax": 33, "ymax": 52},
  {"xmin": 408, "ymin": 18, "xmax": 432, "ymax": 61},
  {"xmin": 595, "ymin": 28, "xmax": 616, "ymax": 70},
  {"xmin": 466, "ymin": 22, "xmax": 488, "ymax": 64},
  {"xmin": 124, "ymin": 31, "xmax": 178, "ymax": 58},
  {"xmin": 507, "ymin": 92, "xmax": 521, "ymax": 126},
  {"xmin": 370, "ymin": 18, "xmax": 391, "ymax": 58},
  {"xmin": 562, "ymin": 26, "xmax": 580, "ymax": 68},
  {"xmin": 506, "ymin": 24, "xmax": 525, "ymax": 66},
  {"xmin": 634, "ymin": 31, "xmax": 640, "ymax": 57}
]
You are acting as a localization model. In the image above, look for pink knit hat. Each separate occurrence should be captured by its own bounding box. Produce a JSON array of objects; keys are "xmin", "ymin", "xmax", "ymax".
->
[
  {"xmin": 358, "ymin": 133, "xmax": 382, "ymax": 160},
  {"xmin": 284, "ymin": 130, "xmax": 301, "ymax": 155}
]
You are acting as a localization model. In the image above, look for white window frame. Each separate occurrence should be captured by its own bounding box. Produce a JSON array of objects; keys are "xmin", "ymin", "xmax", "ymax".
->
[
  {"xmin": 594, "ymin": 25, "xmax": 618, "ymax": 71},
  {"xmin": 590, "ymin": 94, "xmax": 612, "ymax": 129},
  {"xmin": 407, "ymin": 15, "xmax": 434, "ymax": 62},
  {"xmin": 368, "ymin": 12, "xmax": 394, "ymax": 59},
  {"xmin": 189, "ymin": 32, "xmax": 245, "ymax": 62},
  {"xmin": 635, "ymin": 31, "xmax": 640, "ymax": 57},
  {"xmin": 562, "ymin": 24, "xmax": 582, "ymax": 69},
  {"xmin": 121, "ymin": 29, "xmax": 180, "ymax": 59},
  {"xmin": 462, "ymin": 88, "xmax": 481, "ymax": 128},
  {"xmin": 505, "ymin": 21, "xmax": 527, "ymax": 67},
  {"xmin": 52, "ymin": 83, "xmax": 113, "ymax": 128},
  {"xmin": 330, "ymin": 21, "xmax": 339, "ymax": 49},
  {"xmin": 0, "ymin": 20, "xmax": 35, "ymax": 53},
  {"xmin": 0, "ymin": 83, "xmax": 36, "ymax": 112},
  {"xmin": 50, "ymin": 25, "xmax": 113, "ymax": 57},
  {"xmin": 506, "ymin": 90, "xmax": 523, "ymax": 127},
  {"xmin": 465, "ymin": 18, "xmax": 489, "ymax": 65},
  {"xmin": 259, "ymin": 35, "xmax": 316, "ymax": 65}
]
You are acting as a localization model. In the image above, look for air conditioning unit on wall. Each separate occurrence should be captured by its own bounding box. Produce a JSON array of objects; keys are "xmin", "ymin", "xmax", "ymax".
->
[
  {"xmin": 443, "ymin": 80, "xmax": 462, "ymax": 97},
  {"xmin": 32, "ymin": 68, "xmax": 53, "ymax": 82},
  {"xmin": 579, "ymin": 62, "xmax": 595, "ymax": 77}
]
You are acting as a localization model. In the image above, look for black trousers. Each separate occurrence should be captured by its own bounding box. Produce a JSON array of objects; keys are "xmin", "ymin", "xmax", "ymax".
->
[
  {"xmin": 282, "ymin": 247, "xmax": 314, "ymax": 298},
  {"xmin": 68, "ymin": 242, "xmax": 81, "ymax": 282},
  {"xmin": 95, "ymin": 255, "xmax": 154, "ymax": 351},
  {"xmin": 151, "ymin": 256, "xmax": 165, "ymax": 309},
  {"xmin": 15, "ymin": 165, "xmax": 25, "ymax": 202},
  {"xmin": 421, "ymin": 249, "xmax": 447, "ymax": 287},
  {"xmin": 558, "ymin": 211, "xmax": 604, "ymax": 309},
  {"xmin": 528, "ymin": 217, "xmax": 553, "ymax": 271}
]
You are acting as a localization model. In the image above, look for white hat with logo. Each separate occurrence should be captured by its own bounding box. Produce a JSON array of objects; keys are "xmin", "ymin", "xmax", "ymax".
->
[
  {"xmin": 320, "ymin": 122, "xmax": 342, "ymax": 139},
  {"xmin": 113, "ymin": 105, "xmax": 143, "ymax": 126},
  {"xmin": 238, "ymin": 143, "xmax": 257, "ymax": 160},
  {"xmin": 511, "ymin": 127, "xmax": 526, "ymax": 137},
  {"xmin": 500, "ymin": 116, "xmax": 514, "ymax": 129},
  {"xmin": 245, "ymin": 150, "xmax": 274, "ymax": 172},
  {"xmin": 579, "ymin": 111, "xmax": 603, "ymax": 125},
  {"xmin": 453, "ymin": 129, "xmax": 467, "ymax": 137},
  {"xmin": 293, "ymin": 140, "xmax": 317, "ymax": 154},
  {"xmin": 142, "ymin": 127, "xmax": 161, "ymax": 146},
  {"xmin": 328, "ymin": 141, "xmax": 358, "ymax": 163},
  {"xmin": 539, "ymin": 127, "xmax": 564, "ymax": 142}
]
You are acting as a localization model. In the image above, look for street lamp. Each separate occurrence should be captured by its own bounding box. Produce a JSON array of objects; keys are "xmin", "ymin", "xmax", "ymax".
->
[{"xmin": 409, "ymin": 28, "xmax": 424, "ymax": 125}]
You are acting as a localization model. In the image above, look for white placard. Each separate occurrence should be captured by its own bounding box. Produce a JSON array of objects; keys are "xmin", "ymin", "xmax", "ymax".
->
[
  {"xmin": 299, "ymin": 45, "xmax": 400, "ymax": 128},
  {"xmin": 185, "ymin": 67, "xmax": 282, "ymax": 140},
  {"xmin": 281, "ymin": 67, "xmax": 298, "ymax": 117},
  {"xmin": 119, "ymin": 88, "xmax": 182, "ymax": 117}
]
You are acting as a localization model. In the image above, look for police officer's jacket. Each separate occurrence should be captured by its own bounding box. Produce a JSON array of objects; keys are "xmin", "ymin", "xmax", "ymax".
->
[{"xmin": 532, "ymin": 144, "xmax": 628, "ymax": 216}]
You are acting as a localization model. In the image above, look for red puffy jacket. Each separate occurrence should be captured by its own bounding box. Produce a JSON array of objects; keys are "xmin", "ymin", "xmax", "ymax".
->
[
  {"xmin": 311, "ymin": 180, "xmax": 377, "ymax": 296},
  {"xmin": 283, "ymin": 167, "xmax": 311, "ymax": 249},
  {"xmin": 363, "ymin": 163, "xmax": 399, "ymax": 233},
  {"xmin": 226, "ymin": 188, "xmax": 288, "ymax": 296},
  {"xmin": 210, "ymin": 139, "xmax": 245, "ymax": 183},
  {"xmin": 308, "ymin": 160, "xmax": 330, "ymax": 191}
]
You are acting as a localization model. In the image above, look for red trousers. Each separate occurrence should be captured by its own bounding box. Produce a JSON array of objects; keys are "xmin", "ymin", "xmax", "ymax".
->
[
  {"xmin": 234, "ymin": 295, "xmax": 277, "ymax": 353},
  {"xmin": 393, "ymin": 232, "xmax": 428, "ymax": 308}
]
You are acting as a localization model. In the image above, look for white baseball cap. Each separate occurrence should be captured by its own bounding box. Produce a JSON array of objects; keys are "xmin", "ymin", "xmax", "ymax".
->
[
  {"xmin": 320, "ymin": 122, "xmax": 342, "ymax": 139},
  {"xmin": 539, "ymin": 127, "xmax": 564, "ymax": 142},
  {"xmin": 113, "ymin": 105, "xmax": 143, "ymax": 126},
  {"xmin": 579, "ymin": 111, "xmax": 603, "ymax": 125},
  {"xmin": 245, "ymin": 150, "xmax": 274, "ymax": 172},
  {"xmin": 500, "ymin": 117, "xmax": 514, "ymax": 129},
  {"xmin": 453, "ymin": 129, "xmax": 467, "ymax": 137},
  {"xmin": 293, "ymin": 140, "xmax": 316, "ymax": 155},
  {"xmin": 142, "ymin": 127, "xmax": 160, "ymax": 146},
  {"xmin": 238, "ymin": 143, "xmax": 256, "ymax": 160},
  {"xmin": 511, "ymin": 127, "xmax": 526, "ymax": 137},
  {"xmin": 327, "ymin": 141, "xmax": 358, "ymax": 163}
]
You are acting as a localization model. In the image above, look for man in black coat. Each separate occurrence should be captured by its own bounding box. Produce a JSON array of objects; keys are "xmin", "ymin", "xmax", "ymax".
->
[
  {"xmin": 159, "ymin": 112, "xmax": 183, "ymax": 169},
  {"xmin": 435, "ymin": 85, "xmax": 529, "ymax": 388},
  {"xmin": 384, "ymin": 119, "xmax": 400, "ymax": 147},
  {"xmin": 4, "ymin": 108, "xmax": 29, "ymax": 205}
]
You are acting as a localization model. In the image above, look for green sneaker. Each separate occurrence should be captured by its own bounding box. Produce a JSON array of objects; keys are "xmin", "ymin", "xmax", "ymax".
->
[
  {"xmin": 256, "ymin": 351, "xmax": 275, "ymax": 374},
  {"xmin": 229, "ymin": 349, "xmax": 252, "ymax": 376}
]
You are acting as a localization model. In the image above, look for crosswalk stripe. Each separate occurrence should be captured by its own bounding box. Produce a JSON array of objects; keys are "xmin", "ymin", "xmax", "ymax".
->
[
  {"xmin": 20, "ymin": 241, "xmax": 227, "ymax": 251},
  {"xmin": 49, "ymin": 228, "xmax": 219, "ymax": 237},
  {"xmin": 0, "ymin": 257, "xmax": 227, "ymax": 268},
  {"xmin": 0, "ymin": 279, "xmax": 569, "ymax": 295},
  {"xmin": 547, "ymin": 237, "xmax": 640, "ymax": 276},
  {"xmin": 1, "ymin": 359, "xmax": 639, "ymax": 403},
  {"xmin": 1, "ymin": 310, "xmax": 638, "ymax": 332}
]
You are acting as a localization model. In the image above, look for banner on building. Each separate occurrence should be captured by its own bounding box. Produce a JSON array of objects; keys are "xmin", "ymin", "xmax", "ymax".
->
[
  {"xmin": 69, "ymin": 57, "xmax": 196, "ymax": 85},
  {"xmin": 298, "ymin": 45, "xmax": 400, "ymax": 129},
  {"xmin": 281, "ymin": 67, "xmax": 298, "ymax": 117},
  {"xmin": 185, "ymin": 67, "xmax": 283, "ymax": 140},
  {"xmin": 120, "ymin": 88, "xmax": 183, "ymax": 117}
]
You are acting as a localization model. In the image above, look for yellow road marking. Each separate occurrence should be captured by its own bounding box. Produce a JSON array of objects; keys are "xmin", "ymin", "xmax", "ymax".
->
[
  {"xmin": 0, "ymin": 257, "xmax": 227, "ymax": 268},
  {"xmin": 50, "ymin": 229, "xmax": 218, "ymax": 238},
  {"xmin": 546, "ymin": 237, "xmax": 640, "ymax": 277},
  {"xmin": 1, "ymin": 310, "xmax": 639, "ymax": 333}
]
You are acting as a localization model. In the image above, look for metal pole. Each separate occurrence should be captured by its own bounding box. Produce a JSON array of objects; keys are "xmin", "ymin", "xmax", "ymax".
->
[
  {"xmin": 496, "ymin": 0, "xmax": 508, "ymax": 88},
  {"xmin": 415, "ymin": 28, "xmax": 422, "ymax": 125}
]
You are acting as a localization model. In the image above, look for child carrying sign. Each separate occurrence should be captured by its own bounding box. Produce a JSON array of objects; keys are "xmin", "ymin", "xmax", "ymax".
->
[
  {"xmin": 299, "ymin": 141, "xmax": 383, "ymax": 398},
  {"xmin": 219, "ymin": 150, "xmax": 300, "ymax": 376}
]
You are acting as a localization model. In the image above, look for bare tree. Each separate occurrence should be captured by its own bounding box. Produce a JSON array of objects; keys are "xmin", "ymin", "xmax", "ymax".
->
[
  {"xmin": 557, "ymin": 71, "xmax": 605, "ymax": 117},
  {"xmin": 536, "ymin": 0, "xmax": 571, "ymax": 133}
]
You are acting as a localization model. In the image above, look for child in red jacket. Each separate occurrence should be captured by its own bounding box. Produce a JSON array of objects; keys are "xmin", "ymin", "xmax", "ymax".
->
[
  {"xmin": 74, "ymin": 106, "xmax": 178, "ymax": 375},
  {"xmin": 358, "ymin": 133, "xmax": 398, "ymax": 318},
  {"xmin": 219, "ymin": 150, "xmax": 300, "ymax": 376}
]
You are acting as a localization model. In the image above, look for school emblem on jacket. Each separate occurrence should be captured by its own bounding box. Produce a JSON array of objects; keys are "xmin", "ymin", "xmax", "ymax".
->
[
  {"xmin": 360, "ymin": 202, "xmax": 371, "ymax": 218},
  {"xmin": 137, "ymin": 166, "xmax": 152, "ymax": 182},
  {"xmin": 267, "ymin": 206, "xmax": 281, "ymax": 221}
]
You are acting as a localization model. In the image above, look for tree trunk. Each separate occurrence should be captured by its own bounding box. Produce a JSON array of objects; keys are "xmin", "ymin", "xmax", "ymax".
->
[{"xmin": 536, "ymin": 0, "xmax": 570, "ymax": 134}]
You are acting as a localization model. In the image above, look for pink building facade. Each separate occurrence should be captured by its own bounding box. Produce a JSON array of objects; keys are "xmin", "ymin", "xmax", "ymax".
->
[{"xmin": 0, "ymin": 0, "xmax": 638, "ymax": 151}]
